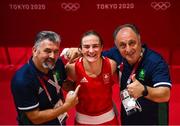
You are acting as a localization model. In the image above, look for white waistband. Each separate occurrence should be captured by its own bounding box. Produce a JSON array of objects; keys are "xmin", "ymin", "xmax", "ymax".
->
[{"xmin": 76, "ymin": 108, "xmax": 115, "ymax": 124}]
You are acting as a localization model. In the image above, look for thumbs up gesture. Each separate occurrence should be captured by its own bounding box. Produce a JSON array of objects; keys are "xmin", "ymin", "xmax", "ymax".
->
[
  {"xmin": 127, "ymin": 74, "xmax": 144, "ymax": 99},
  {"xmin": 131, "ymin": 74, "xmax": 137, "ymax": 82}
]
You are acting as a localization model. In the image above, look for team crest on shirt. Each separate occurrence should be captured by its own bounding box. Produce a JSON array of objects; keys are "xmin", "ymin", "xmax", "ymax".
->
[
  {"xmin": 103, "ymin": 73, "xmax": 110, "ymax": 84},
  {"xmin": 138, "ymin": 69, "xmax": 145, "ymax": 81},
  {"xmin": 55, "ymin": 71, "xmax": 61, "ymax": 81}
]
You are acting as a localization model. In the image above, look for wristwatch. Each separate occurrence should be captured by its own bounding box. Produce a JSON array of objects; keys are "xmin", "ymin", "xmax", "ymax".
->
[{"xmin": 142, "ymin": 85, "xmax": 148, "ymax": 96}]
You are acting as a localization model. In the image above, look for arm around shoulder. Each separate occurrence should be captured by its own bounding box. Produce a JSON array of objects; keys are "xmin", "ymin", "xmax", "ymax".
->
[
  {"xmin": 62, "ymin": 63, "xmax": 77, "ymax": 92},
  {"xmin": 109, "ymin": 58, "xmax": 117, "ymax": 75}
]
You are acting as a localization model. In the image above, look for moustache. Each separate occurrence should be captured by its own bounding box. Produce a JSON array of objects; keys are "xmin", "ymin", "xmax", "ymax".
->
[
  {"xmin": 42, "ymin": 58, "xmax": 57, "ymax": 70},
  {"xmin": 45, "ymin": 58, "xmax": 56, "ymax": 64}
]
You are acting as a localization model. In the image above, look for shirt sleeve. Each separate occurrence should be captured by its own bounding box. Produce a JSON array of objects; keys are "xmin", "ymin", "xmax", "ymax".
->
[
  {"xmin": 11, "ymin": 76, "xmax": 39, "ymax": 111},
  {"xmin": 56, "ymin": 58, "xmax": 67, "ymax": 86},
  {"xmin": 102, "ymin": 46, "xmax": 122, "ymax": 64},
  {"xmin": 151, "ymin": 59, "xmax": 172, "ymax": 88}
]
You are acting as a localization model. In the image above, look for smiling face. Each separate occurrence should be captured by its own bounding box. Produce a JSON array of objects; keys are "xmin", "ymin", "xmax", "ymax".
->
[
  {"xmin": 33, "ymin": 39, "xmax": 60, "ymax": 72},
  {"xmin": 80, "ymin": 34, "xmax": 103, "ymax": 63},
  {"xmin": 115, "ymin": 27, "xmax": 142, "ymax": 65}
]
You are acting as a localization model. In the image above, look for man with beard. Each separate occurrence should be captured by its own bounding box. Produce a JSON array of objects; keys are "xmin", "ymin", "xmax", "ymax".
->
[{"xmin": 11, "ymin": 31, "xmax": 80, "ymax": 125}]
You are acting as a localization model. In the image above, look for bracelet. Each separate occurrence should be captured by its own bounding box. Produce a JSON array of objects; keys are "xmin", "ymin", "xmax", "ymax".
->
[{"xmin": 142, "ymin": 85, "xmax": 148, "ymax": 96}]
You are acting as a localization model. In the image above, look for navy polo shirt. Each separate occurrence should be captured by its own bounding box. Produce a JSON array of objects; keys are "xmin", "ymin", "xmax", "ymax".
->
[
  {"xmin": 102, "ymin": 46, "xmax": 122, "ymax": 65},
  {"xmin": 11, "ymin": 57, "xmax": 66, "ymax": 125},
  {"xmin": 103, "ymin": 45, "xmax": 172, "ymax": 125}
]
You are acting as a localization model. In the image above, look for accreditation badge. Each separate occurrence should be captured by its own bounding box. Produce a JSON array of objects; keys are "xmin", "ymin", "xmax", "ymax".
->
[
  {"xmin": 54, "ymin": 100, "xmax": 68, "ymax": 124},
  {"xmin": 120, "ymin": 89, "xmax": 142, "ymax": 116}
]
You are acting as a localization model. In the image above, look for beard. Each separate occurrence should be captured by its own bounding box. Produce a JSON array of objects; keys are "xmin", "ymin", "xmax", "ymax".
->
[{"xmin": 42, "ymin": 58, "xmax": 56, "ymax": 70}]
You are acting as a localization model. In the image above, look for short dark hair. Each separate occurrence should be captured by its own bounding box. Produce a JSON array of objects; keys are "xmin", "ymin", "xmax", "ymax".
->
[
  {"xmin": 113, "ymin": 24, "xmax": 140, "ymax": 40},
  {"xmin": 80, "ymin": 30, "xmax": 103, "ymax": 48}
]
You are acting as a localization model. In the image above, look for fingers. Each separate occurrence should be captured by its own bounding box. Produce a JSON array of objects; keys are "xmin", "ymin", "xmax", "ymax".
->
[
  {"xmin": 75, "ymin": 97, "xmax": 79, "ymax": 104},
  {"xmin": 74, "ymin": 85, "xmax": 81, "ymax": 96},
  {"xmin": 127, "ymin": 87, "xmax": 132, "ymax": 95},
  {"xmin": 131, "ymin": 74, "xmax": 136, "ymax": 82},
  {"xmin": 67, "ymin": 48, "xmax": 81, "ymax": 63},
  {"xmin": 69, "ymin": 57, "xmax": 79, "ymax": 64},
  {"xmin": 69, "ymin": 56, "xmax": 78, "ymax": 64},
  {"xmin": 66, "ymin": 85, "xmax": 80, "ymax": 97},
  {"xmin": 69, "ymin": 53, "xmax": 80, "ymax": 63}
]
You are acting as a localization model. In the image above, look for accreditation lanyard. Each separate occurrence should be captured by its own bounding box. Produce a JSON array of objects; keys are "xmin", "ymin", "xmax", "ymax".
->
[
  {"xmin": 119, "ymin": 51, "xmax": 143, "ymax": 85},
  {"xmin": 28, "ymin": 59, "xmax": 60, "ymax": 103},
  {"xmin": 37, "ymin": 76, "xmax": 52, "ymax": 102},
  {"xmin": 127, "ymin": 56, "xmax": 142, "ymax": 85},
  {"xmin": 37, "ymin": 73, "xmax": 60, "ymax": 103}
]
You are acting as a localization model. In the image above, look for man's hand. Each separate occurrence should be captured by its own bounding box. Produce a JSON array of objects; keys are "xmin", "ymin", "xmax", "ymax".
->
[
  {"xmin": 68, "ymin": 48, "xmax": 82, "ymax": 63},
  {"xmin": 127, "ymin": 74, "xmax": 144, "ymax": 99},
  {"xmin": 60, "ymin": 48, "xmax": 81, "ymax": 63},
  {"xmin": 64, "ymin": 85, "xmax": 80, "ymax": 108}
]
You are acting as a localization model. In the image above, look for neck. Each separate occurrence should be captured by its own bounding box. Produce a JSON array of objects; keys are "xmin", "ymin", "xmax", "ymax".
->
[{"xmin": 83, "ymin": 57, "xmax": 103, "ymax": 77}]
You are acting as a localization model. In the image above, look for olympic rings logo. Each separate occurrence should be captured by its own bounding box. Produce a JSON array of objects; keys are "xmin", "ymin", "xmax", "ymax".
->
[
  {"xmin": 61, "ymin": 2, "xmax": 80, "ymax": 11},
  {"xmin": 151, "ymin": 2, "xmax": 171, "ymax": 10}
]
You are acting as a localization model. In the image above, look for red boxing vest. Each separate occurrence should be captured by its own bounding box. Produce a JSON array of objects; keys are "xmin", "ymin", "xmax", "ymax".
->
[{"xmin": 75, "ymin": 57, "xmax": 114, "ymax": 115}]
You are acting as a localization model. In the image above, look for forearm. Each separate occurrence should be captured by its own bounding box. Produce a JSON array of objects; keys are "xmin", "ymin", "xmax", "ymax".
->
[
  {"xmin": 145, "ymin": 86, "xmax": 170, "ymax": 103},
  {"xmin": 26, "ymin": 103, "xmax": 71, "ymax": 124}
]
